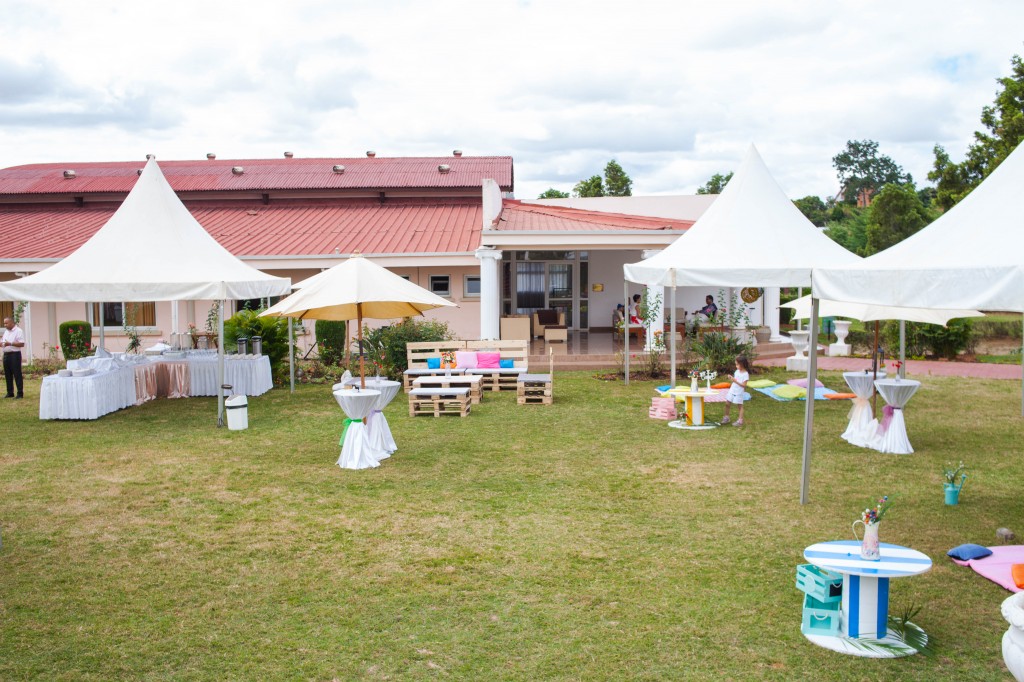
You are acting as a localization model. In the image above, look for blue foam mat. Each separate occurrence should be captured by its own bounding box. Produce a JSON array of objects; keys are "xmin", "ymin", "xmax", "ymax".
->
[{"xmin": 754, "ymin": 386, "xmax": 837, "ymax": 402}]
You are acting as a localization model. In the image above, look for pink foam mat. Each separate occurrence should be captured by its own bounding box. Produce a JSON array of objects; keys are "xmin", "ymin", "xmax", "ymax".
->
[{"xmin": 950, "ymin": 545, "xmax": 1024, "ymax": 592}]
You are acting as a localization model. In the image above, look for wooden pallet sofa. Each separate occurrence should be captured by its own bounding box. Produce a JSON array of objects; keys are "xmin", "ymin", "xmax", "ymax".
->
[{"xmin": 404, "ymin": 340, "xmax": 529, "ymax": 393}]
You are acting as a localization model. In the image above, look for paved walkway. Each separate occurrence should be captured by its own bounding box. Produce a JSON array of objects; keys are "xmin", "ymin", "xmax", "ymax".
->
[{"xmin": 758, "ymin": 355, "xmax": 1022, "ymax": 380}]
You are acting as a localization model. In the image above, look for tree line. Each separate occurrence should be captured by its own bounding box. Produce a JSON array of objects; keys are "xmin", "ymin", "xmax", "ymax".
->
[{"xmin": 539, "ymin": 54, "xmax": 1024, "ymax": 257}]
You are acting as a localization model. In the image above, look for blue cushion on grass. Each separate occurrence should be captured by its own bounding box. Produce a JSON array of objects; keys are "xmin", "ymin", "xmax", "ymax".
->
[
  {"xmin": 947, "ymin": 543, "xmax": 993, "ymax": 561},
  {"xmin": 427, "ymin": 357, "xmax": 441, "ymax": 369},
  {"xmin": 500, "ymin": 359, "xmax": 514, "ymax": 369}
]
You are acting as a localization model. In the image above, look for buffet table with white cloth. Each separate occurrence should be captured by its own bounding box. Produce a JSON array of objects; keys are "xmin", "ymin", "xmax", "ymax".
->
[
  {"xmin": 333, "ymin": 388, "xmax": 384, "ymax": 469},
  {"xmin": 41, "ymin": 352, "xmax": 273, "ymax": 420},
  {"xmin": 841, "ymin": 370, "xmax": 886, "ymax": 447},
  {"xmin": 868, "ymin": 378, "xmax": 921, "ymax": 455}
]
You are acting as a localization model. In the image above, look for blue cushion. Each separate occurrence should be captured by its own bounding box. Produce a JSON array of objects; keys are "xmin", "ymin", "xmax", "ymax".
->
[
  {"xmin": 500, "ymin": 359, "xmax": 514, "ymax": 369},
  {"xmin": 947, "ymin": 543, "xmax": 993, "ymax": 561},
  {"xmin": 426, "ymin": 357, "xmax": 441, "ymax": 369}
]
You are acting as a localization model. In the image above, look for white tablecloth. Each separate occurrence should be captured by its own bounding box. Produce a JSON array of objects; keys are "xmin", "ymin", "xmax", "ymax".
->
[
  {"xmin": 186, "ymin": 355, "xmax": 273, "ymax": 397},
  {"xmin": 39, "ymin": 368, "xmax": 136, "ymax": 420},
  {"xmin": 333, "ymin": 389, "xmax": 383, "ymax": 470},
  {"xmin": 344, "ymin": 378, "xmax": 401, "ymax": 457},
  {"xmin": 868, "ymin": 378, "xmax": 921, "ymax": 454},
  {"xmin": 841, "ymin": 370, "xmax": 886, "ymax": 447}
]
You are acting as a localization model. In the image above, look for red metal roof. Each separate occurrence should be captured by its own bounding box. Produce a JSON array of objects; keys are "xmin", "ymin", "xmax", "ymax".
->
[
  {"xmin": 0, "ymin": 198, "xmax": 484, "ymax": 260},
  {"xmin": 497, "ymin": 200, "xmax": 693, "ymax": 232},
  {"xmin": 0, "ymin": 156, "xmax": 513, "ymax": 195}
]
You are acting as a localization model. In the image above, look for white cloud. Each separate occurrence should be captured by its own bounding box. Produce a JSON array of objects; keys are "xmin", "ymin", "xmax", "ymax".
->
[{"xmin": 2, "ymin": 0, "xmax": 1023, "ymax": 201}]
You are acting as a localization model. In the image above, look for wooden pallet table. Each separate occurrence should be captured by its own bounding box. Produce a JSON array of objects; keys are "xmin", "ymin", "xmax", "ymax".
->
[{"xmin": 408, "ymin": 387, "xmax": 471, "ymax": 417}]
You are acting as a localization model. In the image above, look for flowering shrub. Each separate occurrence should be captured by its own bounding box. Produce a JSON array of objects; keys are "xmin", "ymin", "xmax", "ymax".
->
[{"xmin": 58, "ymin": 320, "xmax": 92, "ymax": 360}]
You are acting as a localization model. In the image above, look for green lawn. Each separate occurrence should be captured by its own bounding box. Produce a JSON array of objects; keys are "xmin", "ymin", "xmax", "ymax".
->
[{"xmin": 1, "ymin": 371, "xmax": 1020, "ymax": 681}]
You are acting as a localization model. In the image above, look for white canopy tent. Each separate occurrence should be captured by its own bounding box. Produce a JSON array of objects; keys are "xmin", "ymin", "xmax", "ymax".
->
[
  {"xmin": 798, "ymin": 141, "xmax": 1024, "ymax": 504},
  {"xmin": 622, "ymin": 144, "xmax": 861, "ymax": 384},
  {"xmin": 783, "ymin": 295, "xmax": 983, "ymax": 326},
  {"xmin": 0, "ymin": 158, "xmax": 291, "ymax": 424}
]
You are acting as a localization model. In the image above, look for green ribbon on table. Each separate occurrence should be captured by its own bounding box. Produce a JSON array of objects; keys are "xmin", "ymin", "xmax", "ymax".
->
[{"xmin": 340, "ymin": 418, "xmax": 363, "ymax": 445}]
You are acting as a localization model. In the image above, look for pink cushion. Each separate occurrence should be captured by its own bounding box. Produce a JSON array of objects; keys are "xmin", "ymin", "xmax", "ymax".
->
[
  {"xmin": 476, "ymin": 352, "xmax": 500, "ymax": 369},
  {"xmin": 788, "ymin": 378, "xmax": 824, "ymax": 388},
  {"xmin": 454, "ymin": 351, "xmax": 478, "ymax": 369}
]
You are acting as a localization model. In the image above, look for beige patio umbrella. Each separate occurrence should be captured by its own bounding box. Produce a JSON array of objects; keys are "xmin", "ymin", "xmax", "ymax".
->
[{"xmin": 261, "ymin": 255, "xmax": 457, "ymax": 386}]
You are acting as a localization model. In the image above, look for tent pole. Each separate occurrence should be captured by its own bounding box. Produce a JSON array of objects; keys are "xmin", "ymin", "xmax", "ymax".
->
[
  {"xmin": 623, "ymin": 281, "xmax": 630, "ymax": 386},
  {"xmin": 872, "ymin": 321, "xmax": 879, "ymax": 417},
  {"xmin": 670, "ymin": 278, "xmax": 677, "ymax": 387},
  {"xmin": 217, "ymin": 300, "xmax": 225, "ymax": 428},
  {"xmin": 1020, "ymin": 316, "xmax": 1023, "ymax": 417},
  {"xmin": 899, "ymin": 320, "xmax": 906, "ymax": 378},
  {"xmin": 800, "ymin": 297, "xmax": 820, "ymax": 505},
  {"xmin": 288, "ymin": 316, "xmax": 295, "ymax": 393},
  {"xmin": 98, "ymin": 302, "xmax": 105, "ymax": 351}
]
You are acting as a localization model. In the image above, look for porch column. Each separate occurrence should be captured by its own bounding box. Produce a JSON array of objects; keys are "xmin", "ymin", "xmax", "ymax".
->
[
  {"xmin": 641, "ymin": 250, "xmax": 664, "ymax": 351},
  {"xmin": 766, "ymin": 286, "xmax": 783, "ymax": 342},
  {"xmin": 22, "ymin": 302, "xmax": 33, "ymax": 362},
  {"xmin": 48, "ymin": 303, "xmax": 57, "ymax": 354},
  {"xmin": 475, "ymin": 247, "xmax": 502, "ymax": 340}
]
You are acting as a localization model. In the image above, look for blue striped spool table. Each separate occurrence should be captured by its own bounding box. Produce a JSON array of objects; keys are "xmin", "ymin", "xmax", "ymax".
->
[{"xmin": 802, "ymin": 540, "xmax": 932, "ymax": 657}]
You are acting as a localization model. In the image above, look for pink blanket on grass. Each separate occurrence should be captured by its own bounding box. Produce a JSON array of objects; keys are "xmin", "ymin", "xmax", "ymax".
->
[{"xmin": 950, "ymin": 545, "xmax": 1024, "ymax": 592}]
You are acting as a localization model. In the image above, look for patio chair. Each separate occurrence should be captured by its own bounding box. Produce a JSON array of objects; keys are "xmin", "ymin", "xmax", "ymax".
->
[
  {"xmin": 532, "ymin": 309, "xmax": 565, "ymax": 338},
  {"xmin": 517, "ymin": 349, "xmax": 554, "ymax": 405}
]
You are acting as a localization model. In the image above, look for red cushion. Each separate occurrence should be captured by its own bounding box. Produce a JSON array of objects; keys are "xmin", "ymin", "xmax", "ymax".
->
[
  {"xmin": 825, "ymin": 393, "xmax": 857, "ymax": 400},
  {"xmin": 711, "ymin": 382, "xmax": 731, "ymax": 389},
  {"xmin": 476, "ymin": 352, "xmax": 500, "ymax": 369},
  {"xmin": 1013, "ymin": 563, "xmax": 1024, "ymax": 589}
]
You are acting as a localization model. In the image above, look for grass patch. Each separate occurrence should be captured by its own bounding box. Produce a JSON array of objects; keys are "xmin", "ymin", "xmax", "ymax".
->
[{"xmin": 0, "ymin": 372, "xmax": 1020, "ymax": 680}]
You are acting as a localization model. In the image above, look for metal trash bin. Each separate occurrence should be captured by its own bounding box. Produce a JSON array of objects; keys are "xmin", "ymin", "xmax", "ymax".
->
[
  {"xmin": 225, "ymin": 394, "xmax": 249, "ymax": 430},
  {"xmin": 237, "ymin": 337, "xmax": 249, "ymax": 355},
  {"xmin": 250, "ymin": 335, "xmax": 262, "ymax": 356}
]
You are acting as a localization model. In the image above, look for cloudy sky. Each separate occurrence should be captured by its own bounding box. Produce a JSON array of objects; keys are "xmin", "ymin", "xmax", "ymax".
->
[{"xmin": 2, "ymin": 0, "xmax": 1022, "ymax": 201}]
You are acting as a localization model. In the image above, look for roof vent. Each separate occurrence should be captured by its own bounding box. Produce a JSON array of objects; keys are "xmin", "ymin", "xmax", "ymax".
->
[
  {"xmin": 366, "ymin": 150, "xmax": 376, "ymax": 158},
  {"xmin": 438, "ymin": 164, "xmax": 451, "ymax": 174},
  {"xmin": 62, "ymin": 170, "xmax": 76, "ymax": 179},
  {"xmin": 207, "ymin": 153, "xmax": 216, "ymax": 160},
  {"xmin": 453, "ymin": 149, "xmax": 463, "ymax": 157},
  {"xmin": 146, "ymin": 154, "xmax": 155, "ymax": 160},
  {"xmin": 284, "ymin": 151, "xmax": 294, "ymax": 158},
  {"xmin": 231, "ymin": 166, "xmax": 244, "ymax": 175},
  {"xmin": 137, "ymin": 169, "xmax": 144, "ymax": 176},
  {"xmin": 332, "ymin": 165, "xmax": 346, "ymax": 174}
]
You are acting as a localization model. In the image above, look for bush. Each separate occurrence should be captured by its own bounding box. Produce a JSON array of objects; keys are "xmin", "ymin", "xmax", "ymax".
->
[
  {"xmin": 689, "ymin": 331, "xmax": 756, "ymax": 373},
  {"xmin": 223, "ymin": 309, "xmax": 293, "ymax": 375},
  {"xmin": 361, "ymin": 318, "xmax": 454, "ymax": 380},
  {"xmin": 972, "ymin": 317, "xmax": 1023, "ymax": 339},
  {"xmin": 58, "ymin": 320, "xmax": 92, "ymax": 360},
  {"xmin": 314, "ymin": 320, "xmax": 347, "ymax": 365},
  {"xmin": 881, "ymin": 319, "xmax": 976, "ymax": 360}
]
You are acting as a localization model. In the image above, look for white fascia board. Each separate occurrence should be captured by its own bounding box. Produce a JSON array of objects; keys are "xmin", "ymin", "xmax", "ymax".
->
[
  {"xmin": 239, "ymin": 253, "xmax": 481, "ymax": 269},
  {"xmin": 480, "ymin": 231, "xmax": 685, "ymax": 249}
]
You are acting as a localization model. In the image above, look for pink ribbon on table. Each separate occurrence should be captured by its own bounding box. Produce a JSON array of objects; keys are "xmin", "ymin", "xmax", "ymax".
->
[{"xmin": 878, "ymin": 404, "xmax": 899, "ymax": 434}]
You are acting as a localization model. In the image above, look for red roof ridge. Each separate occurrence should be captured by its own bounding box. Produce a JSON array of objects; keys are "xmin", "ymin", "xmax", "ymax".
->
[{"xmin": 500, "ymin": 199, "xmax": 691, "ymax": 231}]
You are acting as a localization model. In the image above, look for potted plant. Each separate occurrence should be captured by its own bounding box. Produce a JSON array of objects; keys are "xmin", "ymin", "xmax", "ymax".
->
[
  {"xmin": 942, "ymin": 461, "xmax": 967, "ymax": 505},
  {"xmin": 753, "ymin": 326, "xmax": 771, "ymax": 344}
]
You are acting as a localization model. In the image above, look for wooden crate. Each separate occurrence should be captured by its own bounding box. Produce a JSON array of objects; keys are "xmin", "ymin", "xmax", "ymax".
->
[
  {"xmin": 408, "ymin": 388, "xmax": 471, "ymax": 417},
  {"xmin": 517, "ymin": 376, "xmax": 552, "ymax": 405},
  {"xmin": 795, "ymin": 564, "xmax": 843, "ymax": 604}
]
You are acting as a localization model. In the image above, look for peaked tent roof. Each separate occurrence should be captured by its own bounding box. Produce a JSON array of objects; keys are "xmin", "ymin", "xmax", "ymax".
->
[
  {"xmin": 813, "ymin": 140, "xmax": 1024, "ymax": 312},
  {"xmin": 782, "ymin": 294, "xmax": 982, "ymax": 325},
  {"xmin": 0, "ymin": 159, "xmax": 290, "ymax": 302},
  {"xmin": 623, "ymin": 145, "xmax": 859, "ymax": 287}
]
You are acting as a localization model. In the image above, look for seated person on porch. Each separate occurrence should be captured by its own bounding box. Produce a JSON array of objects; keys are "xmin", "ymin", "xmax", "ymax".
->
[
  {"xmin": 628, "ymin": 294, "xmax": 642, "ymax": 324},
  {"xmin": 613, "ymin": 304, "xmax": 625, "ymax": 327},
  {"xmin": 692, "ymin": 294, "xmax": 718, "ymax": 322}
]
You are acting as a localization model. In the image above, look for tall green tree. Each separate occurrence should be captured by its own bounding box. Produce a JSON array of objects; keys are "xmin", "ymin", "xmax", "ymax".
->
[
  {"xmin": 929, "ymin": 54, "xmax": 1024, "ymax": 210},
  {"xmin": 537, "ymin": 188, "xmax": 570, "ymax": 199},
  {"xmin": 696, "ymin": 171, "xmax": 733, "ymax": 195},
  {"xmin": 824, "ymin": 206, "xmax": 870, "ymax": 255},
  {"xmin": 863, "ymin": 183, "xmax": 934, "ymax": 255},
  {"xmin": 604, "ymin": 159, "xmax": 633, "ymax": 196},
  {"xmin": 573, "ymin": 175, "xmax": 605, "ymax": 197},
  {"xmin": 794, "ymin": 195, "xmax": 828, "ymax": 226},
  {"xmin": 832, "ymin": 139, "xmax": 911, "ymax": 204}
]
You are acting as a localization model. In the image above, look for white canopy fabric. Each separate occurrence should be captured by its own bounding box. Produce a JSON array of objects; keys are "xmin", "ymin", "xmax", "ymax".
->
[
  {"xmin": 0, "ymin": 158, "xmax": 291, "ymax": 302},
  {"xmin": 623, "ymin": 144, "xmax": 860, "ymax": 288},
  {"xmin": 782, "ymin": 294, "xmax": 983, "ymax": 325},
  {"xmin": 812, "ymin": 140, "xmax": 1024, "ymax": 313},
  {"xmin": 261, "ymin": 255, "xmax": 456, "ymax": 321}
]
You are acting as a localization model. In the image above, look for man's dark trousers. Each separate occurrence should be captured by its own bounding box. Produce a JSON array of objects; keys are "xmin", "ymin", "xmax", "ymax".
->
[{"xmin": 3, "ymin": 351, "xmax": 23, "ymax": 397}]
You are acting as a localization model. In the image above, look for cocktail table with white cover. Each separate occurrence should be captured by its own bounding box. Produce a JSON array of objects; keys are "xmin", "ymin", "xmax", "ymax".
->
[
  {"xmin": 803, "ymin": 540, "xmax": 931, "ymax": 657},
  {"xmin": 870, "ymin": 378, "xmax": 921, "ymax": 455},
  {"xmin": 332, "ymin": 388, "xmax": 383, "ymax": 469},
  {"xmin": 343, "ymin": 378, "xmax": 401, "ymax": 458},
  {"xmin": 841, "ymin": 370, "xmax": 886, "ymax": 447}
]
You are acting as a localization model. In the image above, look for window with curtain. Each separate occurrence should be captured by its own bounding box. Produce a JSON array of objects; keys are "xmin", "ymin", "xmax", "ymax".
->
[
  {"xmin": 515, "ymin": 262, "xmax": 544, "ymax": 312},
  {"xmin": 91, "ymin": 302, "xmax": 157, "ymax": 327},
  {"xmin": 0, "ymin": 300, "xmax": 12, "ymax": 321}
]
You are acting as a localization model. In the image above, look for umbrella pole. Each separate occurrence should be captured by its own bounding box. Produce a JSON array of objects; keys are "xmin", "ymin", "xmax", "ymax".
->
[
  {"xmin": 217, "ymin": 300, "xmax": 225, "ymax": 428},
  {"xmin": 871, "ymin": 321, "xmax": 879, "ymax": 417},
  {"xmin": 358, "ymin": 304, "xmax": 365, "ymax": 389},
  {"xmin": 288, "ymin": 316, "xmax": 295, "ymax": 393},
  {"xmin": 670, "ymin": 281, "xmax": 677, "ymax": 387}
]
